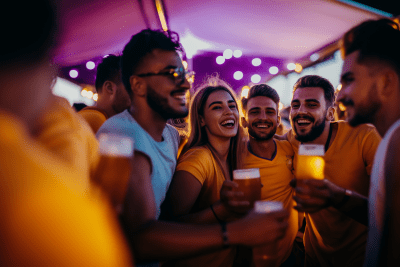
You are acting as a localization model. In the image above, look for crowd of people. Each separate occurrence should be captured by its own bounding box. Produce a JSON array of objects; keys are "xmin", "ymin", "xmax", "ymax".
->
[{"xmin": 1, "ymin": 1, "xmax": 400, "ymax": 266}]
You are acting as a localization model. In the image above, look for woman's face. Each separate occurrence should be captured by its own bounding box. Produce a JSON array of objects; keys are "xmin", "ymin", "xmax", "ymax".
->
[{"xmin": 200, "ymin": 90, "xmax": 239, "ymax": 140}]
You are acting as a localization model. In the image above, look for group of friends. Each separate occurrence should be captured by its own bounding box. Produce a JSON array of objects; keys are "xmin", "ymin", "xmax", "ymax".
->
[{"xmin": 1, "ymin": 1, "xmax": 400, "ymax": 266}]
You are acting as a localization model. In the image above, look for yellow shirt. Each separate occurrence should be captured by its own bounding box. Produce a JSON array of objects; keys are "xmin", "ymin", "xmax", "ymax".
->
[
  {"xmin": 288, "ymin": 121, "xmax": 381, "ymax": 267},
  {"xmin": 170, "ymin": 145, "xmax": 235, "ymax": 267},
  {"xmin": 244, "ymin": 139, "xmax": 297, "ymax": 266},
  {"xmin": 34, "ymin": 96, "xmax": 100, "ymax": 194},
  {"xmin": 0, "ymin": 111, "xmax": 132, "ymax": 266},
  {"xmin": 78, "ymin": 106, "xmax": 108, "ymax": 134}
]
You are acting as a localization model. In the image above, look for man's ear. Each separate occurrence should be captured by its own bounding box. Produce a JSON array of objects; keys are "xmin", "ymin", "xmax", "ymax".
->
[
  {"xmin": 130, "ymin": 76, "xmax": 146, "ymax": 97},
  {"xmin": 277, "ymin": 115, "xmax": 281, "ymax": 126},
  {"xmin": 326, "ymin": 106, "xmax": 335, "ymax": 121},
  {"xmin": 241, "ymin": 116, "xmax": 248, "ymax": 128},
  {"xmin": 378, "ymin": 69, "xmax": 398, "ymax": 100},
  {"xmin": 103, "ymin": 81, "xmax": 115, "ymax": 95}
]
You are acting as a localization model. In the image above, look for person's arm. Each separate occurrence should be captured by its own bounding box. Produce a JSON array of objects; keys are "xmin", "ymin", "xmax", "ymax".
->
[
  {"xmin": 383, "ymin": 128, "xmax": 400, "ymax": 266},
  {"xmin": 164, "ymin": 170, "xmax": 233, "ymax": 224},
  {"xmin": 291, "ymin": 178, "xmax": 368, "ymax": 225},
  {"xmin": 121, "ymin": 152, "xmax": 289, "ymax": 262}
]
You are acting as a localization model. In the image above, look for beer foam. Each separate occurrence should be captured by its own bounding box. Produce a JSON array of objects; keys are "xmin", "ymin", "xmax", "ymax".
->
[
  {"xmin": 233, "ymin": 168, "xmax": 260, "ymax": 179},
  {"xmin": 254, "ymin": 201, "xmax": 283, "ymax": 213},
  {"xmin": 298, "ymin": 144, "xmax": 325, "ymax": 156},
  {"xmin": 98, "ymin": 134, "xmax": 134, "ymax": 157}
]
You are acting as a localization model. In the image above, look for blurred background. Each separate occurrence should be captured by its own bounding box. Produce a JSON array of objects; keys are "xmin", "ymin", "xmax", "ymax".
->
[{"xmin": 53, "ymin": 0, "xmax": 399, "ymax": 107}]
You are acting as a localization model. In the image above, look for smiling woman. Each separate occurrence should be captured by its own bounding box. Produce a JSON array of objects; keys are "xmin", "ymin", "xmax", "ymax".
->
[{"xmin": 161, "ymin": 76, "xmax": 246, "ymax": 267}]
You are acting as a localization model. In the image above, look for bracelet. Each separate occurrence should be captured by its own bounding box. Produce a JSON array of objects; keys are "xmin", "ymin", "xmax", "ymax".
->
[
  {"xmin": 210, "ymin": 204, "xmax": 229, "ymax": 248},
  {"xmin": 333, "ymin": 189, "xmax": 352, "ymax": 209}
]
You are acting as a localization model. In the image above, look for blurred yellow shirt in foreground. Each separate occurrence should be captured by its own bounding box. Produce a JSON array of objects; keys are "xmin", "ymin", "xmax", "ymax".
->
[{"xmin": 0, "ymin": 111, "xmax": 133, "ymax": 266}]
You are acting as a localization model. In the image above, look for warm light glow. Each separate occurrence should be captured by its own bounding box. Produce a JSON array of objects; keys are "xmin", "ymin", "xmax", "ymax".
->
[
  {"xmin": 223, "ymin": 49, "xmax": 233, "ymax": 59},
  {"xmin": 69, "ymin": 70, "xmax": 78, "ymax": 78},
  {"xmin": 251, "ymin": 74, "xmax": 261, "ymax": 83},
  {"xmin": 86, "ymin": 61, "xmax": 95, "ymax": 70},
  {"xmin": 155, "ymin": 0, "xmax": 168, "ymax": 31},
  {"xmin": 87, "ymin": 91, "xmax": 94, "ymax": 99},
  {"xmin": 287, "ymin": 63, "xmax": 296, "ymax": 70},
  {"xmin": 81, "ymin": 89, "xmax": 88, "ymax": 97},
  {"xmin": 279, "ymin": 102, "xmax": 284, "ymax": 110},
  {"xmin": 241, "ymin": 86, "xmax": 250, "ymax": 99},
  {"xmin": 182, "ymin": 60, "xmax": 188, "ymax": 70},
  {"xmin": 337, "ymin": 84, "xmax": 342, "ymax": 91},
  {"xmin": 294, "ymin": 63, "xmax": 303, "ymax": 73},
  {"xmin": 338, "ymin": 102, "xmax": 346, "ymax": 111},
  {"xmin": 269, "ymin": 66, "xmax": 279, "ymax": 75},
  {"xmin": 310, "ymin": 53, "xmax": 320, "ymax": 62},
  {"xmin": 93, "ymin": 93, "xmax": 98, "ymax": 101},
  {"xmin": 216, "ymin": 56, "xmax": 225, "ymax": 65},
  {"xmin": 233, "ymin": 50, "xmax": 242, "ymax": 58},
  {"xmin": 234, "ymin": 71, "xmax": 243, "ymax": 80},
  {"xmin": 252, "ymin": 58, "xmax": 261, "ymax": 67}
]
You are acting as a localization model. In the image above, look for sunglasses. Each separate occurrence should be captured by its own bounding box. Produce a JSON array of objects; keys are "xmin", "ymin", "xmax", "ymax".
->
[{"xmin": 137, "ymin": 67, "xmax": 195, "ymax": 85}]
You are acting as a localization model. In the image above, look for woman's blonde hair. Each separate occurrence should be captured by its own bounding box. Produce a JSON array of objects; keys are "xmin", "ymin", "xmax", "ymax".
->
[{"xmin": 182, "ymin": 76, "xmax": 246, "ymax": 178}]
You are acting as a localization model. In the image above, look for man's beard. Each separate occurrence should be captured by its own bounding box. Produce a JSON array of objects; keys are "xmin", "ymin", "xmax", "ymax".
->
[
  {"xmin": 292, "ymin": 113, "xmax": 326, "ymax": 143},
  {"xmin": 346, "ymin": 84, "xmax": 381, "ymax": 127},
  {"xmin": 248, "ymin": 123, "xmax": 277, "ymax": 141},
  {"xmin": 146, "ymin": 85, "xmax": 188, "ymax": 120}
]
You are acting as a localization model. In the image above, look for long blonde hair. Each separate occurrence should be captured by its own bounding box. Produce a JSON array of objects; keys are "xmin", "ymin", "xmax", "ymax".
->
[{"xmin": 183, "ymin": 76, "xmax": 246, "ymax": 177}]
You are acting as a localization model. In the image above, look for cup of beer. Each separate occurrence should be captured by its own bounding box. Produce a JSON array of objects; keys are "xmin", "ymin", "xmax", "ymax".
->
[
  {"xmin": 253, "ymin": 201, "xmax": 284, "ymax": 267},
  {"xmin": 92, "ymin": 134, "xmax": 134, "ymax": 210},
  {"xmin": 232, "ymin": 168, "xmax": 261, "ymax": 211},
  {"xmin": 296, "ymin": 144, "xmax": 325, "ymax": 180}
]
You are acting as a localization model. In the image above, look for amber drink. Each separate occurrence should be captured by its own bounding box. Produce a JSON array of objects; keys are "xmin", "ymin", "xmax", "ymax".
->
[
  {"xmin": 92, "ymin": 134, "xmax": 134, "ymax": 210},
  {"xmin": 233, "ymin": 168, "xmax": 261, "ymax": 209},
  {"xmin": 296, "ymin": 144, "xmax": 325, "ymax": 180}
]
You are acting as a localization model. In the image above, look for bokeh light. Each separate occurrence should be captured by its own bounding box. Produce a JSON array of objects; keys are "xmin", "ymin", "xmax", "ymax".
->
[
  {"xmin": 216, "ymin": 56, "xmax": 225, "ymax": 65},
  {"xmin": 234, "ymin": 71, "xmax": 244, "ymax": 80},
  {"xmin": 310, "ymin": 53, "xmax": 320, "ymax": 62},
  {"xmin": 182, "ymin": 60, "xmax": 188, "ymax": 70},
  {"xmin": 251, "ymin": 74, "xmax": 261, "ymax": 83},
  {"xmin": 223, "ymin": 49, "xmax": 233, "ymax": 59},
  {"xmin": 252, "ymin": 58, "xmax": 261, "ymax": 66},
  {"xmin": 287, "ymin": 63, "xmax": 296, "ymax": 70},
  {"xmin": 294, "ymin": 63, "xmax": 303, "ymax": 73},
  {"xmin": 269, "ymin": 66, "xmax": 279, "ymax": 75},
  {"xmin": 233, "ymin": 50, "xmax": 242, "ymax": 58},
  {"xmin": 93, "ymin": 93, "xmax": 98, "ymax": 101},
  {"xmin": 86, "ymin": 61, "xmax": 95, "ymax": 70},
  {"xmin": 241, "ymin": 86, "xmax": 250, "ymax": 99},
  {"xmin": 69, "ymin": 70, "xmax": 78, "ymax": 78}
]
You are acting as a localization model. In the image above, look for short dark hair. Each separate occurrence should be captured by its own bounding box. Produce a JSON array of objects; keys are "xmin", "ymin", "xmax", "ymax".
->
[
  {"xmin": 95, "ymin": 55, "xmax": 122, "ymax": 92},
  {"xmin": 121, "ymin": 29, "xmax": 183, "ymax": 95},
  {"xmin": 241, "ymin": 84, "xmax": 280, "ymax": 113},
  {"xmin": 293, "ymin": 75, "xmax": 335, "ymax": 107},
  {"xmin": 341, "ymin": 18, "xmax": 400, "ymax": 77},
  {"xmin": 1, "ymin": 0, "xmax": 57, "ymax": 66}
]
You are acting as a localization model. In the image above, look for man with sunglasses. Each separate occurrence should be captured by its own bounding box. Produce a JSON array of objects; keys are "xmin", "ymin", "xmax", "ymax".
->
[{"xmin": 97, "ymin": 29, "xmax": 289, "ymax": 265}]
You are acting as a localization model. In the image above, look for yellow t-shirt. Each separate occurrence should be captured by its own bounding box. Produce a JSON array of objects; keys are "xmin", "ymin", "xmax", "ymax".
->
[
  {"xmin": 243, "ymin": 139, "xmax": 297, "ymax": 266},
  {"xmin": 78, "ymin": 106, "xmax": 108, "ymax": 134},
  {"xmin": 34, "ymin": 96, "xmax": 100, "ymax": 194},
  {"xmin": 0, "ymin": 111, "xmax": 132, "ymax": 266},
  {"xmin": 170, "ymin": 146, "xmax": 235, "ymax": 267},
  {"xmin": 288, "ymin": 121, "xmax": 381, "ymax": 267}
]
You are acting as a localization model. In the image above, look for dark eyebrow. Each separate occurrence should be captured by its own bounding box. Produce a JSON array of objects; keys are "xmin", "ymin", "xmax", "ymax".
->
[
  {"xmin": 305, "ymin": 99, "xmax": 320, "ymax": 103},
  {"xmin": 209, "ymin": 101, "xmax": 223, "ymax": 108},
  {"xmin": 248, "ymin": 107, "xmax": 261, "ymax": 112},
  {"xmin": 291, "ymin": 99, "xmax": 300, "ymax": 105},
  {"xmin": 340, "ymin": 72, "xmax": 353, "ymax": 82},
  {"xmin": 228, "ymin": 100, "xmax": 236, "ymax": 104}
]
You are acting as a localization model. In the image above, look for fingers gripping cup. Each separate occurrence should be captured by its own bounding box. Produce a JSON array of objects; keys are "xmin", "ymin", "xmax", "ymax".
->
[
  {"xmin": 92, "ymin": 134, "xmax": 134, "ymax": 210},
  {"xmin": 296, "ymin": 144, "xmax": 325, "ymax": 180},
  {"xmin": 253, "ymin": 201, "xmax": 284, "ymax": 267},
  {"xmin": 233, "ymin": 168, "xmax": 261, "ymax": 210}
]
